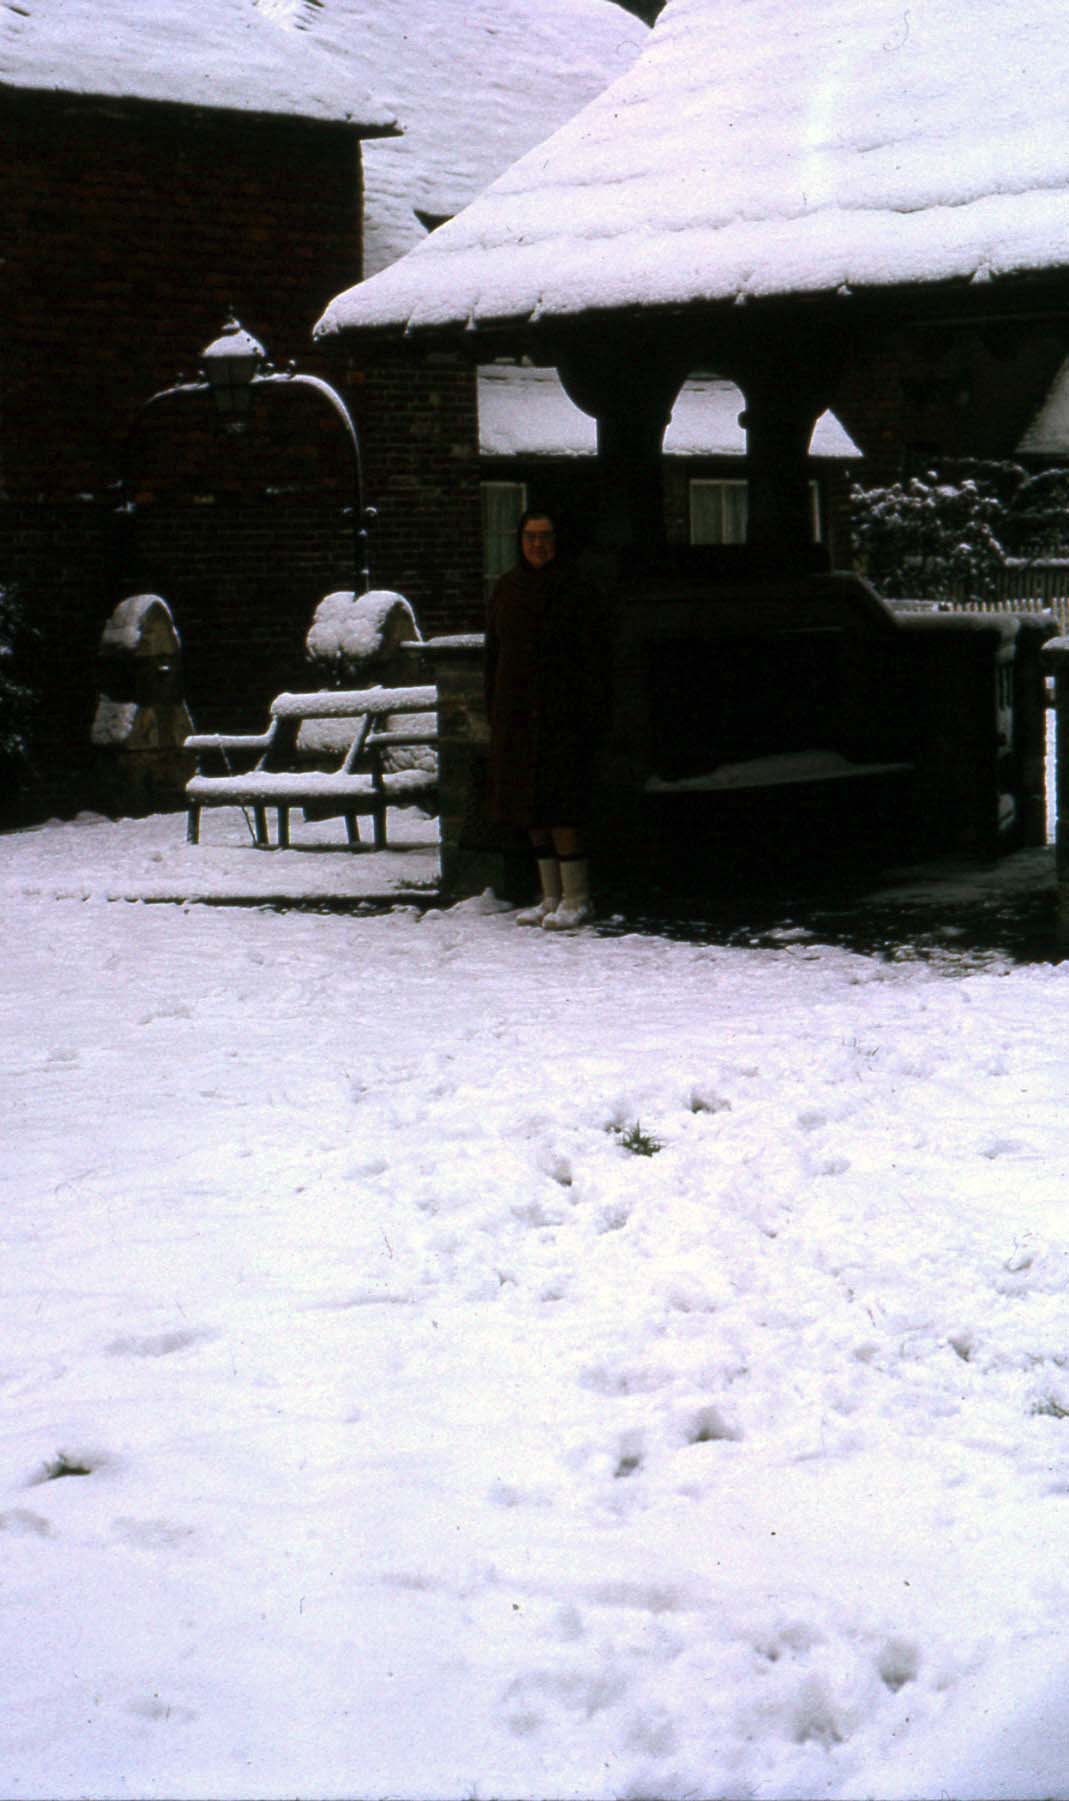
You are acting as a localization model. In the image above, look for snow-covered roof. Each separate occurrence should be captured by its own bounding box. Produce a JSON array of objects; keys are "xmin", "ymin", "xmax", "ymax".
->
[
  {"xmin": 260, "ymin": 0, "xmax": 648, "ymax": 275},
  {"xmin": 0, "ymin": 0, "xmax": 396, "ymax": 131},
  {"xmin": 477, "ymin": 365, "xmax": 862, "ymax": 460},
  {"xmin": 1017, "ymin": 358, "xmax": 1069, "ymax": 457},
  {"xmin": 318, "ymin": 0, "xmax": 1069, "ymax": 337}
]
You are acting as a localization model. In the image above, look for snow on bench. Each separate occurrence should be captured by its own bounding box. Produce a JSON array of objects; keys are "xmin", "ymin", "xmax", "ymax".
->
[{"xmin": 185, "ymin": 686, "xmax": 438, "ymax": 850}]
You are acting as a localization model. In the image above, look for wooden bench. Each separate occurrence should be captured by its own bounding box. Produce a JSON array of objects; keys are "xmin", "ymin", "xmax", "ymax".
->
[{"xmin": 184, "ymin": 685, "xmax": 438, "ymax": 850}]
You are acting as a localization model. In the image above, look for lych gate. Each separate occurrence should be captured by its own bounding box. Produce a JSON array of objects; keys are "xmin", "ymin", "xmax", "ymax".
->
[{"xmin": 313, "ymin": 0, "xmax": 1069, "ymax": 914}]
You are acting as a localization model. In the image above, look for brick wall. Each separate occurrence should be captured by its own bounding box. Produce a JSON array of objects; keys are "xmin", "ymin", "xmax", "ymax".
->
[
  {"xmin": 341, "ymin": 347, "xmax": 485, "ymax": 637},
  {"xmin": 131, "ymin": 499, "xmax": 358, "ymax": 735},
  {"xmin": 4, "ymin": 90, "xmax": 364, "ymax": 499},
  {"xmin": 833, "ymin": 327, "xmax": 1067, "ymax": 491}
]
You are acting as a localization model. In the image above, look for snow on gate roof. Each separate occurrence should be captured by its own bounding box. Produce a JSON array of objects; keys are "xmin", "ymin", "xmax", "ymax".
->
[
  {"xmin": 317, "ymin": 0, "xmax": 1069, "ymax": 338},
  {"xmin": 0, "ymin": 0, "xmax": 396, "ymax": 131}
]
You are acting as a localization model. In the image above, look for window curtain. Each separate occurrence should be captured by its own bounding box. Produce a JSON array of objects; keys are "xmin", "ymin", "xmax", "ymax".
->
[{"xmin": 481, "ymin": 482, "xmax": 527, "ymax": 599}]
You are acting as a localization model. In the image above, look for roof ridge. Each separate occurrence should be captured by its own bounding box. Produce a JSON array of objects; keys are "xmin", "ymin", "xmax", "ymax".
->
[{"xmin": 0, "ymin": 0, "xmax": 397, "ymax": 131}]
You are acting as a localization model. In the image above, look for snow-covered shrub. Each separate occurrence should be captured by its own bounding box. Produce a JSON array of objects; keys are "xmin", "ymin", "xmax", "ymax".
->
[
  {"xmin": 850, "ymin": 470, "xmax": 1008, "ymax": 603},
  {"xmin": 0, "ymin": 582, "xmax": 38, "ymax": 782},
  {"xmin": 1002, "ymin": 466, "xmax": 1069, "ymax": 559}
]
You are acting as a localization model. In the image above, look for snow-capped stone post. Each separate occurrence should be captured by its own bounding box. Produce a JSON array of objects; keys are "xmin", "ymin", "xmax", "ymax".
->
[
  {"xmin": 90, "ymin": 594, "xmax": 194, "ymax": 813},
  {"xmin": 1043, "ymin": 634, "xmax": 1069, "ymax": 943},
  {"xmin": 305, "ymin": 588, "xmax": 423, "ymax": 690}
]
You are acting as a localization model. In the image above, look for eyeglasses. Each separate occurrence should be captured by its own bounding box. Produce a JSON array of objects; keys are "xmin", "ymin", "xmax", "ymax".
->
[{"xmin": 521, "ymin": 530, "xmax": 555, "ymax": 542}]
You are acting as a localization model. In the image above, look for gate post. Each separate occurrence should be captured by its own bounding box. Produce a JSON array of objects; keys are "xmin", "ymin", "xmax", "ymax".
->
[{"xmin": 1043, "ymin": 636, "xmax": 1069, "ymax": 947}]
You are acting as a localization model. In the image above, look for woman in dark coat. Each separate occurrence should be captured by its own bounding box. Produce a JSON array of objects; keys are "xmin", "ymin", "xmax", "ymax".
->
[{"xmin": 484, "ymin": 509, "xmax": 602, "ymax": 928}]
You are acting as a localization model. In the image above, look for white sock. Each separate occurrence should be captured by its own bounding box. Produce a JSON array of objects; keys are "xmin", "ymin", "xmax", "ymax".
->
[
  {"xmin": 543, "ymin": 857, "xmax": 591, "ymax": 929},
  {"xmin": 515, "ymin": 856, "xmax": 562, "ymax": 925}
]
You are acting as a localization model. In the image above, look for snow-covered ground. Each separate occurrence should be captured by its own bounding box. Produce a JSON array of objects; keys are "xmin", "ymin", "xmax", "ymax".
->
[{"xmin": 3, "ymin": 809, "xmax": 1069, "ymax": 1801}]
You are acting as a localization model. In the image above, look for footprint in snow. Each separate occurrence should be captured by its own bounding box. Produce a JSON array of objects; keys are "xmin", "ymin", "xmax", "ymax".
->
[
  {"xmin": 503, "ymin": 1666, "xmax": 628, "ymax": 1735},
  {"xmin": 689, "ymin": 1086, "xmax": 732, "ymax": 1115},
  {"xmin": 106, "ymin": 1328, "xmax": 216, "ymax": 1358},
  {"xmin": 982, "ymin": 1136, "xmax": 1031, "ymax": 1160},
  {"xmin": 614, "ymin": 1430, "xmax": 645, "ymax": 1479},
  {"xmin": 684, "ymin": 1403, "xmax": 742, "ymax": 1445},
  {"xmin": 112, "ymin": 1517, "xmax": 196, "ymax": 1550},
  {"xmin": 586, "ymin": 1578, "xmax": 683, "ymax": 1615},
  {"xmin": 876, "ymin": 1636, "xmax": 921, "ymax": 1691},
  {"xmin": 0, "ymin": 1508, "xmax": 54, "ymax": 1537},
  {"xmin": 128, "ymin": 1695, "xmax": 197, "ymax": 1724}
]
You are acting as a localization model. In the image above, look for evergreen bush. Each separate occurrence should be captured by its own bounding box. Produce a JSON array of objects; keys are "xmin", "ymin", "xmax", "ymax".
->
[
  {"xmin": 851, "ymin": 458, "xmax": 1069, "ymax": 601},
  {"xmin": 850, "ymin": 468, "xmax": 1008, "ymax": 603}
]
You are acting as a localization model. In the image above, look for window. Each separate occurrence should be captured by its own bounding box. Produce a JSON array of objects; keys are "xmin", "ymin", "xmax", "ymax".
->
[
  {"xmin": 688, "ymin": 479, "xmax": 824, "ymax": 544},
  {"xmin": 810, "ymin": 480, "xmax": 823, "ymax": 543},
  {"xmin": 689, "ymin": 479, "xmax": 749, "ymax": 545},
  {"xmin": 481, "ymin": 481, "xmax": 527, "ymax": 599}
]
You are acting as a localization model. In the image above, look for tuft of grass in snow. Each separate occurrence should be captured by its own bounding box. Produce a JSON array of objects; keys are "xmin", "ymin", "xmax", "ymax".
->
[{"xmin": 609, "ymin": 1120, "xmax": 664, "ymax": 1157}]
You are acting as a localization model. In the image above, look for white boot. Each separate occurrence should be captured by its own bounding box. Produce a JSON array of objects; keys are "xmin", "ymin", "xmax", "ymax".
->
[
  {"xmin": 543, "ymin": 857, "xmax": 592, "ymax": 930},
  {"xmin": 515, "ymin": 856, "xmax": 562, "ymax": 926}
]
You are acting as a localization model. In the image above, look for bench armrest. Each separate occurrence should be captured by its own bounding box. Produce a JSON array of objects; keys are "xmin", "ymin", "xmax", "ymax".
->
[
  {"xmin": 184, "ymin": 731, "xmax": 274, "ymax": 753},
  {"xmin": 369, "ymin": 730, "xmax": 440, "ymax": 748},
  {"xmin": 272, "ymin": 686, "xmax": 437, "ymax": 720}
]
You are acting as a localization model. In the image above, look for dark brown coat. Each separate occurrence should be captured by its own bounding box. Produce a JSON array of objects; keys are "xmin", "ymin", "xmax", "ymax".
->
[{"xmin": 484, "ymin": 557, "xmax": 604, "ymax": 827}]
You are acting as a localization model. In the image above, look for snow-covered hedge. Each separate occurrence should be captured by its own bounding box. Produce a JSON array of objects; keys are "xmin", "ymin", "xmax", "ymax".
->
[
  {"xmin": 850, "ymin": 470, "xmax": 1007, "ymax": 604},
  {"xmin": 852, "ymin": 458, "xmax": 1069, "ymax": 603}
]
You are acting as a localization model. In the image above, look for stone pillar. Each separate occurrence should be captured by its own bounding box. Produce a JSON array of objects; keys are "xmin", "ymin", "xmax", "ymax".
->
[
  {"xmin": 405, "ymin": 636, "xmax": 528, "ymax": 902},
  {"xmin": 738, "ymin": 365, "xmax": 830, "ymax": 558},
  {"xmin": 1015, "ymin": 615, "xmax": 1057, "ymax": 849},
  {"xmin": 733, "ymin": 336, "xmax": 845, "ymax": 561},
  {"xmin": 1043, "ymin": 635, "xmax": 1069, "ymax": 946},
  {"xmin": 555, "ymin": 345, "xmax": 686, "ymax": 560}
]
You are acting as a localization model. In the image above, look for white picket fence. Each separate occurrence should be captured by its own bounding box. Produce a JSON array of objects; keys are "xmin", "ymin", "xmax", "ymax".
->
[
  {"xmin": 970, "ymin": 562, "xmax": 1069, "ymax": 630},
  {"xmin": 930, "ymin": 568, "xmax": 1069, "ymax": 628}
]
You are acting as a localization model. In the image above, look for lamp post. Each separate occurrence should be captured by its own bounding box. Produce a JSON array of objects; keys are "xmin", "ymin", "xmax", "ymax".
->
[
  {"xmin": 119, "ymin": 316, "xmax": 374, "ymax": 594},
  {"xmin": 199, "ymin": 317, "xmax": 267, "ymax": 422}
]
